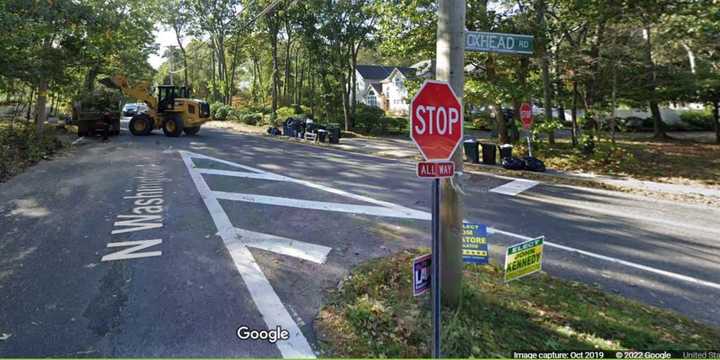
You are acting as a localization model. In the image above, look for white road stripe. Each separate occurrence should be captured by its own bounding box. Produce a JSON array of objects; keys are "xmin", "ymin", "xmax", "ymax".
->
[
  {"xmin": 524, "ymin": 194, "xmax": 720, "ymax": 236},
  {"xmin": 189, "ymin": 151, "xmax": 425, "ymax": 215},
  {"xmin": 233, "ymin": 227, "xmax": 331, "ymax": 264},
  {"xmin": 180, "ymin": 151, "xmax": 315, "ymax": 358},
  {"xmin": 183, "ymin": 150, "xmax": 720, "ymax": 299},
  {"xmin": 489, "ymin": 179, "xmax": 540, "ymax": 196},
  {"xmin": 198, "ymin": 168, "xmax": 287, "ymax": 181},
  {"xmin": 71, "ymin": 137, "xmax": 85, "ymax": 145},
  {"xmin": 213, "ymin": 191, "xmax": 430, "ymax": 220}
]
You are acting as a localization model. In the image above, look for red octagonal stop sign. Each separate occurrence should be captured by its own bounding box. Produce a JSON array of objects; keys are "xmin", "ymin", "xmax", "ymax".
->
[{"xmin": 410, "ymin": 80, "xmax": 464, "ymax": 161}]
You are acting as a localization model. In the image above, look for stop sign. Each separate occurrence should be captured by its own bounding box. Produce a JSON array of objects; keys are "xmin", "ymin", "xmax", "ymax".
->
[
  {"xmin": 520, "ymin": 102, "xmax": 533, "ymax": 129},
  {"xmin": 410, "ymin": 80, "xmax": 463, "ymax": 161}
]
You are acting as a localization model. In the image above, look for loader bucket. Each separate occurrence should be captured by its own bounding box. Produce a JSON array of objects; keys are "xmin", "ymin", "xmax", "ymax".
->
[{"xmin": 99, "ymin": 77, "xmax": 119, "ymax": 89}]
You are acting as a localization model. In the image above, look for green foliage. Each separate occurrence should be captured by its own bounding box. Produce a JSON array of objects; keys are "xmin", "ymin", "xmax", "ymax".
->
[
  {"xmin": 470, "ymin": 114, "xmax": 494, "ymax": 131},
  {"xmin": 0, "ymin": 122, "xmax": 64, "ymax": 181},
  {"xmin": 534, "ymin": 114, "xmax": 564, "ymax": 137},
  {"xmin": 240, "ymin": 113, "xmax": 263, "ymax": 126},
  {"xmin": 74, "ymin": 88, "xmax": 122, "ymax": 113},
  {"xmin": 353, "ymin": 103, "xmax": 386, "ymax": 135},
  {"xmin": 680, "ymin": 110, "xmax": 715, "ymax": 131},
  {"xmin": 210, "ymin": 102, "xmax": 232, "ymax": 120},
  {"xmin": 276, "ymin": 106, "xmax": 297, "ymax": 120}
]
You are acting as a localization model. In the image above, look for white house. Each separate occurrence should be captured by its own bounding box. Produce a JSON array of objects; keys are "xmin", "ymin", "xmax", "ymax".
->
[{"xmin": 355, "ymin": 64, "xmax": 417, "ymax": 115}]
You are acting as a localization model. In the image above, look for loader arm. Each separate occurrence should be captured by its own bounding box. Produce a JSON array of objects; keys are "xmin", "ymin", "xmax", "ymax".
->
[{"xmin": 100, "ymin": 75, "xmax": 158, "ymax": 114}]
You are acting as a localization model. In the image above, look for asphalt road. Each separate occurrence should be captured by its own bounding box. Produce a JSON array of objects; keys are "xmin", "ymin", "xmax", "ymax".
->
[{"xmin": 1, "ymin": 122, "xmax": 718, "ymax": 357}]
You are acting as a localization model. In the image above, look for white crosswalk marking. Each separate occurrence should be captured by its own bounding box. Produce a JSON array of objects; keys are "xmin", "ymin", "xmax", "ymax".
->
[
  {"xmin": 489, "ymin": 179, "xmax": 539, "ymax": 196},
  {"xmin": 179, "ymin": 150, "xmax": 428, "ymax": 359}
]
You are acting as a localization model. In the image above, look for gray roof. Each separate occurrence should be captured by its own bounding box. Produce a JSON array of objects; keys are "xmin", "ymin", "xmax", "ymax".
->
[
  {"xmin": 369, "ymin": 83, "xmax": 383, "ymax": 94},
  {"xmin": 356, "ymin": 65, "xmax": 415, "ymax": 81}
]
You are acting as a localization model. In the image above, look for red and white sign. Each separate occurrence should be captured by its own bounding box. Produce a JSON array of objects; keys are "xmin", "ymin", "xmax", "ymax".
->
[
  {"xmin": 520, "ymin": 102, "xmax": 533, "ymax": 129},
  {"xmin": 410, "ymin": 80, "xmax": 464, "ymax": 161},
  {"xmin": 417, "ymin": 161, "xmax": 455, "ymax": 178}
]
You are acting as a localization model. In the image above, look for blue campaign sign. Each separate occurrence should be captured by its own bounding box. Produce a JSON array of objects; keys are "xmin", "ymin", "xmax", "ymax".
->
[
  {"xmin": 413, "ymin": 253, "xmax": 432, "ymax": 296},
  {"xmin": 463, "ymin": 223, "xmax": 489, "ymax": 264}
]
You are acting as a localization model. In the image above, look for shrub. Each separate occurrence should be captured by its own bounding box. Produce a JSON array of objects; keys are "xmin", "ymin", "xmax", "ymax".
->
[
  {"xmin": 240, "ymin": 113, "xmax": 263, "ymax": 125},
  {"xmin": 354, "ymin": 103, "xmax": 385, "ymax": 134},
  {"xmin": 0, "ymin": 122, "xmax": 63, "ymax": 181},
  {"xmin": 382, "ymin": 116, "xmax": 408, "ymax": 135},
  {"xmin": 276, "ymin": 106, "xmax": 296, "ymax": 120},
  {"xmin": 210, "ymin": 102, "xmax": 224, "ymax": 118},
  {"xmin": 680, "ymin": 110, "xmax": 715, "ymax": 131},
  {"xmin": 213, "ymin": 105, "xmax": 233, "ymax": 121}
]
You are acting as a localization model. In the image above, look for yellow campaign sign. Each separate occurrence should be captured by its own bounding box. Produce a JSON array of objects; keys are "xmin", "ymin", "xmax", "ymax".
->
[{"xmin": 504, "ymin": 236, "xmax": 544, "ymax": 282}]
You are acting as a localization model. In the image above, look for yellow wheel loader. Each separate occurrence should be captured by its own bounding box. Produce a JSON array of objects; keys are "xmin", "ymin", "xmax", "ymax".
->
[{"xmin": 99, "ymin": 75, "xmax": 210, "ymax": 137}]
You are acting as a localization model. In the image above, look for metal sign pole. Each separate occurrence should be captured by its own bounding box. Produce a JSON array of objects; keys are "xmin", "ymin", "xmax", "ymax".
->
[
  {"xmin": 431, "ymin": 178, "xmax": 441, "ymax": 358},
  {"xmin": 527, "ymin": 130, "xmax": 533, "ymax": 158}
]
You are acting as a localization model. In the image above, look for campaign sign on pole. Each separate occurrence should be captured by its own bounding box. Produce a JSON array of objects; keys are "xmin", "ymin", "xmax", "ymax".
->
[
  {"xmin": 504, "ymin": 236, "xmax": 544, "ymax": 282},
  {"xmin": 462, "ymin": 223, "xmax": 488, "ymax": 264},
  {"xmin": 413, "ymin": 253, "xmax": 432, "ymax": 296}
]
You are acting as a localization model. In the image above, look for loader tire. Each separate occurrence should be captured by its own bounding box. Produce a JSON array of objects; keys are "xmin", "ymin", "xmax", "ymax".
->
[
  {"xmin": 129, "ymin": 115, "xmax": 152, "ymax": 136},
  {"xmin": 163, "ymin": 115, "xmax": 183, "ymax": 137},
  {"xmin": 184, "ymin": 126, "xmax": 200, "ymax": 135}
]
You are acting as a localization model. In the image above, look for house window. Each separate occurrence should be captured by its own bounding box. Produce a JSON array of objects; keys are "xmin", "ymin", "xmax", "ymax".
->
[
  {"xmin": 367, "ymin": 92, "xmax": 377, "ymax": 107},
  {"xmin": 394, "ymin": 76, "xmax": 403, "ymax": 88}
]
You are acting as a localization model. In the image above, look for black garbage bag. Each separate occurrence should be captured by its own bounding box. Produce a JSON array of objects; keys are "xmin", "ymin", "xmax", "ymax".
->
[
  {"xmin": 502, "ymin": 156, "xmax": 526, "ymax": 170},
  {"xmin": 522, "ymin": 156, "xmax": 546, "ymax": 172}
]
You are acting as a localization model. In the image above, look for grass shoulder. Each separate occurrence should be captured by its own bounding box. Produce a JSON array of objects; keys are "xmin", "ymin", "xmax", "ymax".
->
[{"xmin": 315, "ymin": 249, "xmax": 720, "ymax": 358}]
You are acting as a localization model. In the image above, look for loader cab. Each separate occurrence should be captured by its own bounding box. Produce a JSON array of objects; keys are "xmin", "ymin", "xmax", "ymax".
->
[
  {"xmin": 158, "ymin": 85, "xmax": 193, "ymax": 113},
  {"xmin": 157, "ymin": 85, "xmax": 177, "ymax": 113}
]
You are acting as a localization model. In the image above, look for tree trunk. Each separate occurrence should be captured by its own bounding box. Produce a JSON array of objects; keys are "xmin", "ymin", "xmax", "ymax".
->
[
  {"xmin": 35, "ymin": 81, "xmax": 48, "ymax": 132},
  {"xmin": 571, "ymin": 80, "xmax": 578, "ymax": 146},
  {"xmin": 555, "ymin": 54, "xmax": 567, "ymax": 137},
  {"xmin": 210, "ymin": 43, "xmax": 217, "ymax": 102},
  {"xmin": 283, "ymin": 22, "xmax": 292, "ymax": 106},
  {"xmin": 351, "ymin": 42, "xmax": 361, "ymax": 119},
  {"xmin": 537, "ymin": 0, "xmax": 554, "ymax": 145},
  {"xmin": 269, "ymin": 13, "xmax": 280, "ymax": 119},
  {"xmin": 487, "ymin": 55, "xmax": 508, "ymax": 143},
  {"xmin": 643, "ymin": 26, "xmax": 666, "ymax": 139},
  {"xmin": 172, "ymin": 21, "xmax": 190, "ymax": 88},
  {"xmin": 85, "ymin": 65, "xmax": 99, "ymax": 92},
  {"xmin": 26, "ymin": 87, "xmax": 34, "ymax": 121},
  {"xmin": 713, "ymin": 99, "xmax": 719, "ymax": 144},
  {"xmin": 610, "ymin": 69, "xmax": 617, "ymax": 143}
]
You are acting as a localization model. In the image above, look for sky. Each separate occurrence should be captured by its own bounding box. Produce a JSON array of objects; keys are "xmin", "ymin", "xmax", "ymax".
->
[{"xmin": 150, "ymin": 27, "xmax": 190, "ymax": 69}]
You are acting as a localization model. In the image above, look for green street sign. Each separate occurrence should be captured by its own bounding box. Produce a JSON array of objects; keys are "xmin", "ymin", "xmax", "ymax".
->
[{"xmin": 465, "ymin": 31, "xmax": 534, "ymax": 55}]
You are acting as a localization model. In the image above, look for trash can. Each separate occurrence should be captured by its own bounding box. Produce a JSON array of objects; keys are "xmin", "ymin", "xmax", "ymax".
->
[
  {"xmin": 463, "ymin": 139, "xmax": 479, "ymax": 163},
  {"xmin": 327, "ymin": 125, "xmax": 340, "ymax": 144},
  {"xmin": 317, "ymin": 129, "xmax": 327, "ymax": 143},
  {"xmin": 282, "ymin": 122, "xmax": 290, "ymax": 136},
  {"xmin": 499, "ymin": 144, "xmax": 513, "ymax": 159},
  {"xmin": 480, "ymin": 143, "xmax": 497, "ymax": 165}
]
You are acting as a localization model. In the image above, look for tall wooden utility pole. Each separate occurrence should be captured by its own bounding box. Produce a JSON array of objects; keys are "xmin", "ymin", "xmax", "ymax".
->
[{"xmin": 436, "ymin": 0, "xmax": 465, "ymax": 308}]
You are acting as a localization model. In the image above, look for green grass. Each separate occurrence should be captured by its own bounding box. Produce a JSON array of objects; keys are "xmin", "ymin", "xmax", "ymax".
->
[{"xmin": 315, "ymin": 250, "xmax": 720, "ymax": 358}]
